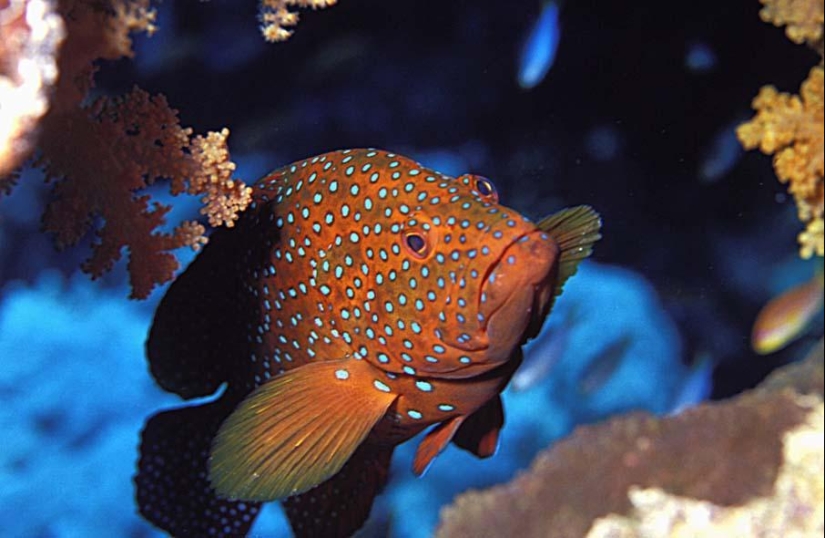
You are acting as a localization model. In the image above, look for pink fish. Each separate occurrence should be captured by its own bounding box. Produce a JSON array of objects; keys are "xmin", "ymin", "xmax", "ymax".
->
[{"xmin": 751, "ymin": 273, "xmax": 824, "ymax": 355}]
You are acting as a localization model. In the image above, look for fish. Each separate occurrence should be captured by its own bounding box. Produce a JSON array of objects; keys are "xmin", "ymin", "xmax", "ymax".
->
[
  {"xmin": 698, "ymin": 120, "xmax": 744, "ymax": 183},
  {"xmin": 511, "ymin": 323, "xmax": 569, "ymax": 392},
  {"xmin": 751, "ymin": 272, "xmax": 824, "ymax": 355},
  {"xmin": 684, "ymin": 40, "xmax": 718, "ymax": 73},
  {"xmin": 577, "ymin": 333, "xmax": 633, "ymax": 396},
  {"xmin": 668, "ymin": 352, "xmax": 715, "ymax": 415},
  {"xmin": 517, "ymin": 1, "xmax": 561, "ymax": 90},
  {"xmin": 512, "ymin": 306, "xmax": 578, "ymax": 392},
  {"xmin": 134, "ymin": 148, "xmax": 601, "ymax": 538}
]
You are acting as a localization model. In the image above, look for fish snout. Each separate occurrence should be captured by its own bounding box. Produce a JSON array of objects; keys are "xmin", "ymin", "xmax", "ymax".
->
[{"xmin": 480, "ymin": 231, "xmax": 559, "ymax": 359}]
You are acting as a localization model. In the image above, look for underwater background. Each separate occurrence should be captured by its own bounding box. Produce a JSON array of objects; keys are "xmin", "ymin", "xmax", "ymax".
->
[{"xmin": 0, "ymin": 0, "xmax": 822, "ymax": 537}]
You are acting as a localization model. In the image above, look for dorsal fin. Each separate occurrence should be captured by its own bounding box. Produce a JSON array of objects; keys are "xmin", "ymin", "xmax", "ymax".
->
[
  {"xmin": 537, "ymin": 205, "xmax": 602, "ymax": 305},
  {"xmin": 146, "ymin": 199, "xmax": 275, "ymax": 399}
]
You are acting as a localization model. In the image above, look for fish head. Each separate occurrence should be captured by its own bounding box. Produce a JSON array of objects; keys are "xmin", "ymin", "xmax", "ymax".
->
[
  {"xmin": 371, "ymin": 167, "xmax": 560, "ymax": 377},
  {"xmin": 415, "ymin": 173, "xmax": 560, "ymax": 374}
]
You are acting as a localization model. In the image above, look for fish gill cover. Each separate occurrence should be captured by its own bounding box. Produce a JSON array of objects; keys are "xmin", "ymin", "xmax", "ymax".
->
[{"xmin": 0, "ymin": 0, "xmax": 822, "ymax": 537}]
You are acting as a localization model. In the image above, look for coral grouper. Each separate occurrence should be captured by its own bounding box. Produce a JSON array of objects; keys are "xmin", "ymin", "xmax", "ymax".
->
[{"xmin": 135, "ymin": 149, "xmax": 601, "ymax": 537}]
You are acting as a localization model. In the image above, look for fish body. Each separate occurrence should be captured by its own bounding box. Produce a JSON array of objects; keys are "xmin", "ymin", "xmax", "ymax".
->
[
  {"xmin": 136, "ymin": 149, "xmax": 600, "ymax": 537},
  {"xmin": 751, "ymin": 272, "xmax": 824, "ymax": 355},
  {"xmin": 668, "ymin": 352, "xmax": 715, "ymax": 415},
  {"xmin": 697, "ymin": 119, "xmax": 745, "ymax": 183},
  {"xmin": 684, "ymin": 41, "xmax": 718, "ymax": 73},
  {"xmin": 512, "ymin": 306, "xmax": 577, "ymax": 392},
  {"xmin": 517, "ymin": 1, "xmax": 561, "ymax": 90}
]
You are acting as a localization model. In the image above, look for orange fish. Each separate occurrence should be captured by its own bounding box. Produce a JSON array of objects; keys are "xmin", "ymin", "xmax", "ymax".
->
[
  {"xmin": 751, "ymin": 273, "xmax": 824, "ymax": 355},
  {"xmin": 135, "ymin": 149, "xmax": 601, "ymax": 537}
]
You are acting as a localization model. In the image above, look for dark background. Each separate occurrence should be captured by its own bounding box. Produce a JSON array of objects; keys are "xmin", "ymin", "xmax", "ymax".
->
[
  {"xmin": 106, "ymin": 0, "xmax": 825, "ymax": 397},
  {"xmin": 9, "ymin": 0, "xmax": 824, "ymax": 394}
]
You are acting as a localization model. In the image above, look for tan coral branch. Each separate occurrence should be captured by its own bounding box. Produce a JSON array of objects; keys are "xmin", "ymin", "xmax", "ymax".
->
[
  {"xmin": 759, "ymin": 0, "xmax": 825, "ymax": 49},
  {"xmin": 8, "ymin": 0, "xmax": 325, "ymax": 298},
  {"xmin": 0, "ymin": 0, "xmax": 65, "ymax": 180},
  {"xmin": 737, "ymin": 66, "xmax": 825, "ymax": 258},
  {"xmin": 39, "ymin": 87, "xmax": 251, "ymax": 298},
  {"xmin": 258, "ymin": 0, "xmax": 338, "ymax": 42}
]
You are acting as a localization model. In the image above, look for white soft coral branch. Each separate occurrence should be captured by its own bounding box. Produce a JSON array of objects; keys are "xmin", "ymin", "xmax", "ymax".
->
[{"xmin": 258, "ymin": 0, "xmax": 338, "ymax": 42}]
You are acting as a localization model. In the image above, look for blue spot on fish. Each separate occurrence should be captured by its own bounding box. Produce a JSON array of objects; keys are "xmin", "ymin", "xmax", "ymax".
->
[
  {"xmin": 415, "ymin": 380, "xmax": 433, "ymax": 392},
  {"xmin": 373, "ymin": 380, "xmax": 391, "ymax": 393}
]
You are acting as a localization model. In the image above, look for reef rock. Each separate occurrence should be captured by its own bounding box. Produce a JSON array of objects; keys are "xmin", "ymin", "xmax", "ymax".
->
[{"xmin": 435, "ymin": 340, "xmax": 824, "ymax": 538}]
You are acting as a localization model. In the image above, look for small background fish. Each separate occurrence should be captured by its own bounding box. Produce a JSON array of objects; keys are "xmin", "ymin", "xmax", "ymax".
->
[
  {"xmin": 517, "ymin": 1, "xmax": 562, "ymax": 90},
  {"xmin": 751, "ymin": 270, "xmax": 824, "ymax": 355}
]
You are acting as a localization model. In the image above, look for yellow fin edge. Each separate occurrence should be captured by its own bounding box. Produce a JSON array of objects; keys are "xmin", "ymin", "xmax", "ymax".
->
[{"xmin": 537, "ymin": 205, "xmax": 602, "ymax": 304}]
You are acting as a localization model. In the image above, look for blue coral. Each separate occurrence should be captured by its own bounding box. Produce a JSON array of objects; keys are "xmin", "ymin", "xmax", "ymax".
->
[
  {"xmin": 0, "ymin": 273, "xmax": 168, "ymax": 537},
  {"xmin": 0, "ymin": 262, "xmax": 683, "ymax": 538}
]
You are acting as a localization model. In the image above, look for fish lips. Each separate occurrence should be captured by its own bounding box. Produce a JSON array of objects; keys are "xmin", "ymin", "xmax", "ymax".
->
[{"xmin": 447, "ymin": 230, "xmax": 559, "ymax": 357}]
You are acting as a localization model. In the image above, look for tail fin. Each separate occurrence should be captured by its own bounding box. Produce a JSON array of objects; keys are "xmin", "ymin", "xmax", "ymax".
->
[
  {"xmin": 135, "ymin": 398, "xmax": 262, "ymax": 537},
  {"xmin": 282, "ymin": 443, "xmax": 395, "ymax": 538}
]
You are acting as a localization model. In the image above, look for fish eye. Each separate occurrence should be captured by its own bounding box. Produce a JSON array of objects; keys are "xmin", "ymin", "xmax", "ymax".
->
[
  {"xmin": 473, "ymin": 176, "xmax": 498, "ymax": 200},
  {"xmin": 404, "ymin": 232, "xmax": 430, "ymax": 259}
]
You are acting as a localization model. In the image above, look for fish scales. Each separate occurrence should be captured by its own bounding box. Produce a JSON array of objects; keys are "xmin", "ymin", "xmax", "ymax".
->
[
  {"xmin": 253, "ymin": 151, "xmax": 529, "ymax": 375},
  {"xmin": 136, "ymin": 148, "xmax": 601, "ymax": 538}
]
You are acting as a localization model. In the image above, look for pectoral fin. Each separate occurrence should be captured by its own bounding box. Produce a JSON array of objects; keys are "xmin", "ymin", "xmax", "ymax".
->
[
  {"xmin": 452, "ymin": 395, "xmax": 504, "ymax": 458},
  {"xmin": 537, "ymin": 205, "xmax": 602, "ymax": 307},
  {"xmin": 209, "ymin": 359, "xmax": 396, "ymax": 501},
  {"xmin": 412, "ymin": 416, "xmax": 465, "ymax": 476}
]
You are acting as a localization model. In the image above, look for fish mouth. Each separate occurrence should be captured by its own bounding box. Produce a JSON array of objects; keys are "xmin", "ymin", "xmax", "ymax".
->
[{"xmin": 473, "ymin": 230, "xmax": 558, "ymax": 360}]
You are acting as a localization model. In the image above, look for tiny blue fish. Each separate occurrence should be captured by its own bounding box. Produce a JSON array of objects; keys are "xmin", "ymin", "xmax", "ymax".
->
[
  {"xmin": 517, "ymin": 1, "xmax": 562, "ymax": 90},
  {"xmin": 512, "ymin": 307, "xmax": 578, "ymax": 392},
  {"xmin": 577, "ymin": 333, "xmax": 633, "ymax": 395},
  {"xmin": 669, "ymin": 353, "xmax": 715, "ymax": 415},
  {"xmin": 684, "ymin": 41, "xmax": 718, "ymax": 73},
  {"xmin": 698, "ymin": 120, "xmax": 744, "ymax": 183}
]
